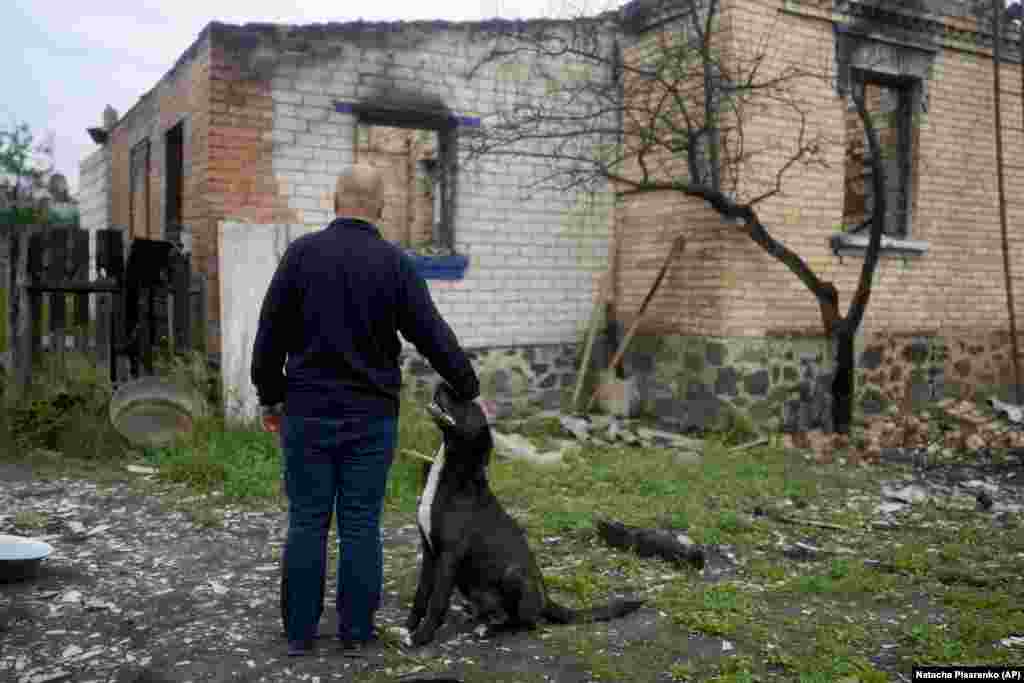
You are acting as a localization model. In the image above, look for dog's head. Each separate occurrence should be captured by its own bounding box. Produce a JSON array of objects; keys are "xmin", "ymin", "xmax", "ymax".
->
[{"xmin": 427, "ymin": 382, "xmax": 493, "ymax": 466}]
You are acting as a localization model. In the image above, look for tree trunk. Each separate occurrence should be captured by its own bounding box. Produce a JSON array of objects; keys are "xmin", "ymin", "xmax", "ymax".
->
[{"xmin": 831, "ymin": 322, "xmax": 855, "ymax": 434}]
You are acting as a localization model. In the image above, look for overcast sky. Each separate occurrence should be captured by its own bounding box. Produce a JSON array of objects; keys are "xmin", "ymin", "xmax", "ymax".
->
[{"xmin": 3, "ymin": 0, "xmax": 615, "ymax": 195}]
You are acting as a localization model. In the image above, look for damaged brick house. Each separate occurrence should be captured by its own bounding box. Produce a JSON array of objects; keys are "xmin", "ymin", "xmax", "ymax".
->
[{"xmin": 79, "ymin": 0, "xmax": 1024, "ymax": 428}]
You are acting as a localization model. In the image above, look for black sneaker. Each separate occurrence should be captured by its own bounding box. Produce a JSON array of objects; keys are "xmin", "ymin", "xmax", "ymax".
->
[
  {"xmin": 287, "ymin": 639, "xmax": 314, "ymax": 657},
  {"xmin": 337, "ymin": 633, "xmax": 380, "ymax": 658}
]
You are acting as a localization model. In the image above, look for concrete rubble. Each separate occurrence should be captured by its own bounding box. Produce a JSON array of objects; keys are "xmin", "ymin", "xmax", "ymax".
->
[
  {"xmin": 490, "ymin": 413, "xmax": 707, "ymax": 467},
  {"xmin": 784, "ymin": 397, "xmax": 1024, "ymax": 466}
]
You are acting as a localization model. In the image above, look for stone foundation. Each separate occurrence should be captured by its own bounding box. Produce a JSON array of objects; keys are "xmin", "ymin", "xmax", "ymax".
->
[
  {"xmin": 398, "ymin": 328, "xmax": 1024, "ymax": 432},
  {"xmin": 400, "ymin": 343, "xmax": 579, "ymax": 418},
  {"xmin": 618, "ymin": 333, "xmax": 834, "ymax": 433},
  {"xmin": 858, "ymin": 329, "xmax": 1024, "ymax": 414}
]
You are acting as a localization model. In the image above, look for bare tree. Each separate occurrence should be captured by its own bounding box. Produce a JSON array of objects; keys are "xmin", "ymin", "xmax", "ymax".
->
[
  {"xmin": 0, "ymin": 121, "xmax": 56, "ymax": 203},
  {"xmin": 465, "ymin": 0, "xmax": 890, "ymax": 433}
]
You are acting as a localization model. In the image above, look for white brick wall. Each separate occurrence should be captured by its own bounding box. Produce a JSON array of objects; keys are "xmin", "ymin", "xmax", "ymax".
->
[
  {"xmin": 78, "ymin": 146, "xmax": 111, "ymax": 283},
  {"xmin": 257, "ymin": 23, "xmax": 618, "ymax": 351}
]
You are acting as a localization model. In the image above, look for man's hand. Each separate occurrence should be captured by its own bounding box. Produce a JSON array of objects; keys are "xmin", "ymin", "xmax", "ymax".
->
[
  {"xmin": 261, "ymin": 403, "xmax": 284, "ymax": 433},
  {"xmin": 474, "ymin": 397, "xmax": 497, "ymax": 424}
]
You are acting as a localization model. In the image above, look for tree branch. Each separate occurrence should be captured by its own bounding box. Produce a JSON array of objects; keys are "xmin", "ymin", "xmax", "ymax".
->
[{"xmin": 845, "ymin": 85, "xmax": 887, "ymax": 333}]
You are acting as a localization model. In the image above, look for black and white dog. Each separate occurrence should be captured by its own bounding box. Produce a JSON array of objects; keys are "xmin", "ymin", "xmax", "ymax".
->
[{"xmin": 406, "ymin": 382, "xmax": 644, "ymax": 647}]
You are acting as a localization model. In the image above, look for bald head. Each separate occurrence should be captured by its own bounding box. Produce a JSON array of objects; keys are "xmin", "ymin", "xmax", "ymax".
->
[{"xmin": 334, "ymin": 164, "xmax": 384, "ymax": 221}]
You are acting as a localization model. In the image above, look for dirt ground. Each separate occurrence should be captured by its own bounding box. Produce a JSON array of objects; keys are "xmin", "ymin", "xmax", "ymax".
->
[
  {"xmin": 0, "ymin": 463, "xmax": 671, "ymax": 683},
  {"xmin": 2, "ymin": 448, "xmax": 1022, "ymax": 683}
]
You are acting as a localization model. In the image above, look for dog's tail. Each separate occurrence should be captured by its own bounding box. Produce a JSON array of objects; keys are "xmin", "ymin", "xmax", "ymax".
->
[{"xmin": 543, "ymin": 598, "xmax": 644, "ymax": 624}]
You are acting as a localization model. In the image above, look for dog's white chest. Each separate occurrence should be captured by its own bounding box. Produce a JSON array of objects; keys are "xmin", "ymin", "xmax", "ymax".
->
[{"xmin": 416, "ymin": 443, "xmax": 446, "ymax": 551}]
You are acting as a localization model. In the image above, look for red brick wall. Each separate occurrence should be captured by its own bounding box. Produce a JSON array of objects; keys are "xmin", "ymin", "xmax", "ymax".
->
[
  {"xmin": 108, "ymin": 36, "xmax": 215, "ymax": 348},
  {"xmin": 615, "ymin": 0, "xmax": 1024, "ymax": 341},
  {"xmin": 205, "ymin": 39, "xmax": 299, "ymax": 354}
]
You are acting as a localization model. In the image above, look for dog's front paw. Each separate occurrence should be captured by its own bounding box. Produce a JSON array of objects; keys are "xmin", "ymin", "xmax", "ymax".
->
[
  {"xmin": 409, "ymin": 624, "xmax": 436, "ymax": 647},
  {"xmin": 405, "ymin": 613, "xmax": 422, "ymax": 633}
]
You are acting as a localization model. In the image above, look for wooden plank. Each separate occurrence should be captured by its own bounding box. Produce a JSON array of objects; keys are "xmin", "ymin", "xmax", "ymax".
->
[
  {"xmin": 194, "ymin": 273, "xmax": 207, "ymax": 354},
  {"xmin": 140, "ymin": 288, "xmax": 153, "ymax": 376},
  {"xmin": 586, "ymin": 235, "xmax": 686, "ymax": 413},
  {"xmin": 27, "ymin": 232, "xmax": 44, "ymax": 368},
  {"xmin": 72, "ymin": 230, "xmax": 89, "ymax": 353},
  {"xmin": 11, "ymin": 226, "xmax": 43, "ymax": 401},
  {"xmin": 96, "ymin": 293, "xmax": 110, "ymax": 369},
  {"xmin": 47, "ymin": 228, "xmax": 68, "ymax": 342},
  {"xmin": 112, "ymin": 286, "xmax": 125, "ymax": 383},
  {"xmin": 25, "ymin": 280, "xmax": 122, "ymax": 293},
  {"xmin": 9, "ymin": 229, "xmax": 22, "ymax": 399},
  {"xmin": 172, "ymin": 252, "xmax": 191, "ymax": 352}
]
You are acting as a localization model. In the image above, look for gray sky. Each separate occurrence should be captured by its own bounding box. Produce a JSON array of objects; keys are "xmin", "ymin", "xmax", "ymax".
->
[{"xmin": 3, "ymin": 0, "xmax": 604, "ymax": 195}]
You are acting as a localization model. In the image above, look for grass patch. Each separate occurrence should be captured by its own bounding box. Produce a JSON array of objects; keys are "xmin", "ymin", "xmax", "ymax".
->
[
  {"xmin": 510, "ymin": 414, "xmax": 567, "ymax": 452},
  {"xmin": 13, "ymin": 510, "xmax": 49, "ymax": 530},
  {"xmin": 661, "ymin": 582, "xmax": 756, "ymax": 638},
  {"xmin": 144, "ymin": 425, "xmax": 281, "ymax": 502}
]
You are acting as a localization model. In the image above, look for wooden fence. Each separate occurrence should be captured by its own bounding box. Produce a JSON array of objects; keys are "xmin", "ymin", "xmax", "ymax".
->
[{"xmin": 1, "ymin": 222, "xmax": 207, "ymax": 402}]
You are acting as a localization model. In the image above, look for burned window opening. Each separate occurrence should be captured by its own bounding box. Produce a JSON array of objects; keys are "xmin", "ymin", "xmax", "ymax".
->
[
  {"xmin": 129, "ymin": 139, "xmax": 151, "ymax": 239},
  {"xmin": 350, "ymin": 106, "xmax": 458, "ymax": 253},
  {"xmin": 842, "ymin": 70, "xmax": 916, "ymax": 239},
  {"xmin": 165, "ymin": 122, "xmax": 184, "ymax": 245}
]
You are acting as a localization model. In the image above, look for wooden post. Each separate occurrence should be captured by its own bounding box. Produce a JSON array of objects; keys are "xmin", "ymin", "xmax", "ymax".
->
[
  {"xmin": 172, "ymin": 252, "xmax": 191, "ymax": 353},
  {"xmin": 140, "ymin": 287, "xmax": 153, "ymax": 376},
  {"xmin": 27, "ymin": 232, "xmax": 44, "ymax": 382},
  {"xmin": 47, "ymin": 228, "xmax": 67, "ymax": 354},
  {"xmin": 96, "ymin": 292, "xmax": 110, "ymax": 370},
  {"xmin": 11, "ymin": 226, "xmax": 43, "ymax": 401},
  {"xmin": 194, "ymin": 272, "xmax": 208, "ymax": 355},
  {"xmin": 72, "ymin": 230, "xmax": 89, "ymax": 354},
  {"xmin": 8, "ymin": 228, "xmax": 21, "ymax": 401}
]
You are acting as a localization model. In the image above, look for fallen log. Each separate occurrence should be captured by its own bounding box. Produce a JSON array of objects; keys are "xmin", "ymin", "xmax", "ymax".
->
[{"xmin": 595, "ymin": 517, "xmax": 705, "ymax": 570}]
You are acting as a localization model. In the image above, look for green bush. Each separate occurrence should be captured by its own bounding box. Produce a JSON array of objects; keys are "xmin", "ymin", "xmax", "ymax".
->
[{"xmin": 7, "ymin": 347, "xmax": 119, "ymax": 457}]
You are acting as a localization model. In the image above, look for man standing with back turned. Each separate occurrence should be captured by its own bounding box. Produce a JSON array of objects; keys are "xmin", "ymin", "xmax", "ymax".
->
[{"xmin": 251, "ymin": 163, "xmax": 481, "ymax": 657}]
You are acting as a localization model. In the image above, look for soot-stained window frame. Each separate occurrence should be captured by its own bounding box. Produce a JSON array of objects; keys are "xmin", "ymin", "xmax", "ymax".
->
[
  {"xmin": 843, "ymin": 68, "xmax": 915, "ymax": 239},
  {"xmin": 830, "ymin": 24, "xmax": 933, "ymax": 259},
  {"xmin": 335, "ymin": 101, "xmax": 480, "ymax": 279}
]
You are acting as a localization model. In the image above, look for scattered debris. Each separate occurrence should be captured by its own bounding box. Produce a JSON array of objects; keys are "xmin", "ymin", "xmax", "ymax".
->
[
  {"xmin": 780, "ymin": 541, "xmax": 824, "ymax": 561},
  {"xmin": 491, "ymin": 431, "xmax": 568, "ymax": 466},
  {"xmin": 124, "ymin": 465, "xmax": 157, "ymax": 475},
  {"xmin": 881, "ymin": 484, "xmax": 928, "ymax": 505},
  {"xmin": 785, "ymin": 396, "xmax": 1024, "ymax": 466},
  {"xmin": 760, "ymin": 508, "xmax": 849, "ymax": 532},
  {"xmin": 558, "ymin": 415, "xmax": 595, "ymax": 443},
  {"xmin": 595, "ymin": 517, "xmax": 705, "ymax": 570},
  {"xmin": 19, "ymin": 669, "xmax": 72, "ymax": 683},
  {"xmin": 989, "ymin": 398, "xmax": 1024, "ymax": 424},
  {"xmin": 556, "ymin": 415, "xmax": 706, "ymax": 452},
  {"xmin": 999, "ymin": 635, "xmax": 1024, "ymax": 648},
  {"xmin": 673, "ymin": 451, "xmax": 702, "ymax": 466},
  {"xmin": 730, "ymin": 437, "xmax": 769, "ymax": 452}
]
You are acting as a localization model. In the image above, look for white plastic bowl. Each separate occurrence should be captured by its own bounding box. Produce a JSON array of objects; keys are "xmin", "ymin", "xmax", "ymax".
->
[
  {"xmin": 0, "ymin": 534, "xmax": 52, "ymax": 561},
  {"xmin": 0, "ymin": 534, "xmax": 53, "ymax": 582}
]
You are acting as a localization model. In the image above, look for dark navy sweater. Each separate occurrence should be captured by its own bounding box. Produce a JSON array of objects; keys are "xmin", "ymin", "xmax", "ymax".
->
[{"xmin": 250, "ymin": 218, "xmax": 479, "ymax": 418}]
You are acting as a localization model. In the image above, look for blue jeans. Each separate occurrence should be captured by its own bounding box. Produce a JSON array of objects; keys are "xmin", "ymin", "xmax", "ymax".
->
[{"xmin": 280, "ymin": 414, "xmax": 397, "ymax": 643}]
